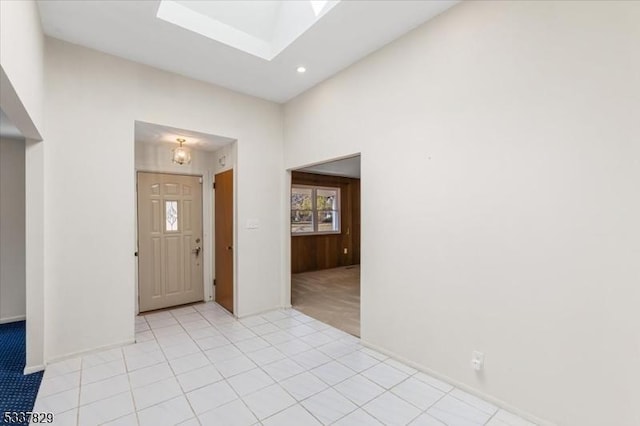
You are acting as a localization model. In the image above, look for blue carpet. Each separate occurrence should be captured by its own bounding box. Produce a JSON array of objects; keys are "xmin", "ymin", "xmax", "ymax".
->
[{"xmin": 0, "ymin": 321, "xmax": 43, "ymax": 426}]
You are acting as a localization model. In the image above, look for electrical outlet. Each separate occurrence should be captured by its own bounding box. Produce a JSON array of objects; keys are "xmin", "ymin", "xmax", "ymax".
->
[
  {"xmin": 343, "ymin": 248, "xmax": 348, "ymax": 254},
  {"xmin": 471, "ymin": 351, "xmax": 484, "ymax": 371}
]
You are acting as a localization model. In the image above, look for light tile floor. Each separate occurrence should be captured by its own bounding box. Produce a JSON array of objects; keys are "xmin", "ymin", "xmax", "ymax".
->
[{"xmin": 31, "ymin": 303, "xmax": 536, "ymax": 426}]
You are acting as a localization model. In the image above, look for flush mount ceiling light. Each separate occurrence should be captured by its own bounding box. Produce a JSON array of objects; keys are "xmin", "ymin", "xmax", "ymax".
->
[
  {"xmin": 297, "ymin": 66, "xmax": 307, "ymax": 73},
  {"xmin": 172, "ymin": 138, "xmax": 191, "ymax": 165}
]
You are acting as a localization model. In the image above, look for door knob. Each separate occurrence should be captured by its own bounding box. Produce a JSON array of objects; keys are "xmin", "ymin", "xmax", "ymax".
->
[{"xmin": 192, "ymin": 246, "xmax": 202, "ymax": 256}]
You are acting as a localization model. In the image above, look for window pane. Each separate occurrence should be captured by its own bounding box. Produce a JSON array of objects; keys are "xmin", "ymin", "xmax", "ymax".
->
[
  {"xmin": 291, "ymin": 186, "xmax": 340, "ymax": 235},
  {"xmin": 165, "ymin": 201, "xmax": 178, "ymax": 231},
  {"xmin": 291, "ymin": 187, "xmax": 312, "ymax": 210},
  {"xmin": 317, "ymin": 210, "xmax": 339, "ymax": 232},
  {"xmin": 316, "ymin": 188, "xmax": 338, "ymax": 210},
  {"xmin": 291, "ymin": 210, "xmax": 314, "ymax": 233}
]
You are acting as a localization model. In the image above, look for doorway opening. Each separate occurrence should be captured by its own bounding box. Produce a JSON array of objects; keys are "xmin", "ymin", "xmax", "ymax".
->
[
  {"xmin": 0, "ymin": 127, "xmax": 26, "ymax": 325},
  {"xmin": 134, "ymin": 121, "xmax": 236, "ymax": 315},
  {"xmin": 0, "ymin": 108, "xmax": 43, "ymax": 407},
  {"xmin": 290, "ymin": 155, "xmax": 361, "ymax": 336}
]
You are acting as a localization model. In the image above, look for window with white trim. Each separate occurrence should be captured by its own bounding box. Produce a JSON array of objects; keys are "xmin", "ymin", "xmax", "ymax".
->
[{"xmin": 291, "ymin": 185, "xmax": 340, "ymax": 235}]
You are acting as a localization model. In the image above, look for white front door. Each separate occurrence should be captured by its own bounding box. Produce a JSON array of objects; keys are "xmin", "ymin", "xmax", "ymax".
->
[{"xmin": 137, "ymin": 172, "xmax": 204, "ymax": 312}]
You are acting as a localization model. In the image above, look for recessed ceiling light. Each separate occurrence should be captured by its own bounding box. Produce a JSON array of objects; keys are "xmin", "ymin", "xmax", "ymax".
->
[{"xmin": 297, "ymin": 66, "xmax": 306, "ymax": 73}]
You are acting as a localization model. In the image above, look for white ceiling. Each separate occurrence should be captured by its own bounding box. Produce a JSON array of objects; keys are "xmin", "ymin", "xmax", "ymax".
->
[
  {"xmin": 37, "ymin": 0, "xmax": 459, "ymax": 103},
  {"xmin": 298, "ymin": 155, "xmax": 361, "ymax": 178},
  {"xmin": 0, "ymin": 108, "xmax": 24, "ymax": 140},
  {"xmin": 135, "ymin": 121, "xmax": 234, "ymax": 152},
  {"xmin": 177, "ymin": 1, "xmax": 284, "ymax": 42},
  {"xmin": 157, "ymin": 1, "xmax": 340, "ymax": 60}
]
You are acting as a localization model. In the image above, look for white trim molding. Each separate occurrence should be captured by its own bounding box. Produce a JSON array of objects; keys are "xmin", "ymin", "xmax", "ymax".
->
[
  {"xmin": 23, "ymin": 364, "xmax": 45, "ymax": 375},
  {"xmin": 44, "ymin": 338, "xmax": 135, "ymax": 366},
  {"xmin": 0, "ymin": 315, "xmax": 26, "ymax": 324},
  {"xmin": 360, "ymin": 340, "xmax": 555, "ymax": 426}
]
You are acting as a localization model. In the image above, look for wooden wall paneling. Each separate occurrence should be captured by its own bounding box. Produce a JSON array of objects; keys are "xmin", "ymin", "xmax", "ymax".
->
[{"xmin": 291, "ymin": 171, "xmax": 361, "ymax": 273}]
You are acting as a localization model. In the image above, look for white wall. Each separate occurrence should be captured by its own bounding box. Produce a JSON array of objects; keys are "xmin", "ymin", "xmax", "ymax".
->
[
  {"xmin": 212, "ymin": 143, "xmax": 236, "ymax": 175},
  {"xmin": 283, "ymin": 2, "xmax": 640, "ymax": 425},
  {"xmin": 135, "ymin": 141, "xmax": 220, "ymax": 177},
  {"xmin": 0, "ymin": 137, "xmax": 26, "ymax": 323},
  {"xmin": 0, "ymin": 0, "xmax": 44, "ymax": 139},
  {"xmin": 44, "ymin": 38, "xmax": 283, "ymax": 361}
]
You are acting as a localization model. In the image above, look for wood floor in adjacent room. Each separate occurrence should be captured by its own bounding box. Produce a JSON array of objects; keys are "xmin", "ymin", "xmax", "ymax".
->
[{"xmin": 291, "ymin": 265, "xmax": 360, "ymax": 337}]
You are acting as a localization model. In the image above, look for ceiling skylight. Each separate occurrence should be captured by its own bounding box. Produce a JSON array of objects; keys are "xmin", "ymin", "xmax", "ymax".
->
[
  {"xmin": 156, "ymin": 0, "xmax": 340, "ymax": 61},
  {"xmin": 310, "ymin": 1, "xmax": 330, "ymax": 16}
]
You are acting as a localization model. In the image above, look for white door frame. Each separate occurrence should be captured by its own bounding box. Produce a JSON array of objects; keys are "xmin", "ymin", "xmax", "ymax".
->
[
  {"xmin": 1, "ymin": 66, "xmax": 46, "ymax": 373},
  {"xmin": 283, "ymin": 152, "xmax": 362, "ymax": 310}
]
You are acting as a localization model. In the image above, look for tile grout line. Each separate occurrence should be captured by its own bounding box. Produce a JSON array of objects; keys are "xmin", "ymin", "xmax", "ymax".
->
[
  {"xmin": 143, "ymin": 305, "xmax": 254, "ymax": 423},
  {"xmin": 244, "ymin": 310, "xmax": 370, "ymax": 425},
  {"xmin": 203, "ymin": 308, "xmax": 314, "ymax": 424},
  {"xmin": 167, "ymin": 308, "xmax": 206, "ymax": 425},
  {"xmin": 202, "ymin": 305, "xmax": 292, "ymax": 424},
  {"xmin": 264, "ymin": 309, "xmax": 454, "ymax": 425},
  {"xmin": 58, "ymin": 311, "xmax": 363, "ymax": 425},
  {"xmin": 75, "ymin": 358, "xmax": 83, "ymax": 426},
  {"xmin": 234, "ymin": 310, "xmax": 330, "ymax": 426},
  {"xmin": 186, "ymin": 307, "xmax": 349, "ymax": 424},
  {"xmin": 328, "ymin": 364, "xmax": 420, "ymax": 424},
  {"xmin": 39, "ymin": 304, "xmax": 530, "ymax": 426},
  {"xmin": 122, "ymin": 341, "xmax": 142, "ymax": 426}
]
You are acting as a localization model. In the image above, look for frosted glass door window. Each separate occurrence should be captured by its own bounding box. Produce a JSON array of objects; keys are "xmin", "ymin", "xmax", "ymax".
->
[{"xmin": 165, "ymin": 201, "xmax": 178, "ymax": 231}]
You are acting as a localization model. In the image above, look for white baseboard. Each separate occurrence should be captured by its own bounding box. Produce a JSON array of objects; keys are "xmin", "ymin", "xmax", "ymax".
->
[
  {"xmin": 361, "ymin": 340, "xmax": 555, "ymax": 426},
  {"xmin": 0, "ymin": 315, "xmax": 26, "ymax": 324},
  {"xmin": 237, "ymin": 305, "xmax": 292, "ymax": 319},
  {"xmin": 24, "ymin": 364, "xmax": 45, "ymax": 375},
  {"xmin": 45, "ymin": 338, "xmax": 135, "ymax": 365}
]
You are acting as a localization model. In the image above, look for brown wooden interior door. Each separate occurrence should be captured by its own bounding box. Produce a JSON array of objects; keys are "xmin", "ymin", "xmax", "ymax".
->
[{"xmin": 215, "ymin": 169, "xmax": 234, "ymax": 313}]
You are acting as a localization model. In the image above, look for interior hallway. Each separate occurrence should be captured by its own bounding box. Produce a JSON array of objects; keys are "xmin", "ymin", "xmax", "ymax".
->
[{"xmin": 292, "ymin": 266, "xmax": 360, "ymax": 337}]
